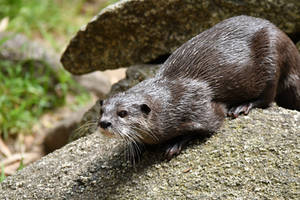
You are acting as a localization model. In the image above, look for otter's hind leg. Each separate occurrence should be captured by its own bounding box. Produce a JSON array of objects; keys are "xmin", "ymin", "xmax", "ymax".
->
[
  {"xmin": 227, "ymin": 80, "xmax": 278, "ymax": 118},
  {"xmin": 275, "ymin": 74, "xmax": 300, "ymax": 111}
]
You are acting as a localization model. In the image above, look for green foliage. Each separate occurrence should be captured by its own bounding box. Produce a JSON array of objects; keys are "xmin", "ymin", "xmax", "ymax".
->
[
  {"xmin": 0, "ymin": 0, "xmax": 103, "ymax": 139},
  {"xmin": 0, "ymin": 0, "xmax": 120, "ymax": 50},
  {"xmin": 0, "ymin": 0, "xmax": 92, "ymax": 50},
  {"xmin": 0, "ymin": 0, "xmax": 127, "ymax": 139},
  {"xmin": 0, "ymin": 59, "xmax": 88, "ymax": 138},
  {"xmin": 17, "ymin": 158, "xmax": 24, "ymax": 171},
  {"xmin": 0, "ymin": 163, "xmax": 5, "ymax": 183},
  {"xmin": 0, "ymin": 158, "xmax": 24, "ymax": 183}
]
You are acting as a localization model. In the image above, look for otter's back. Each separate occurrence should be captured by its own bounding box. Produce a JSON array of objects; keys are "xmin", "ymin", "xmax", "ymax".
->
[{"xmin": 158, "ymin": 15, "xmax": 281, "ymax": 104}]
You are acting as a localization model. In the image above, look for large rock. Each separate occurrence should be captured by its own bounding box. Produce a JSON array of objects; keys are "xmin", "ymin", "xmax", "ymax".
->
[
  {"xmin": 61, "ymin": 0, "xmax": 300, "ymax": 74},
  {"xmin": 0, "ymin": 32, "xmax": 61, "ymax": 70},
  {"xmin": 1, "ymin": 106, "xmax": 299, "ymax": 199}
]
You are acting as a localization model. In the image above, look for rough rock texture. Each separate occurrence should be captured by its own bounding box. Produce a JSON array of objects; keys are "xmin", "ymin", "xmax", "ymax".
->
[
  {"xmin": 1, "ymin": 105, "xmax": 299, "ymax": 199},
  {"xmin": 61, "ymin": 0, "xmax": 300, "ymax": 74}
]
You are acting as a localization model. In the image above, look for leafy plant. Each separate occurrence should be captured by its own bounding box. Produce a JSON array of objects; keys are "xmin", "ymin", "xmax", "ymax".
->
[
  {"xmin": 0, "ymin": 158, "xmax": 24, "ymax": 183},
  {"xmin": 17, "ymin": 158, "xmax": 24, "ymax": 171},
  {"xmin": 0, "ymin": 59, "xmax": 88, "ymax": 138},
  {"xmin": 0, "ymin": 0, "xmax": 94, "ymax": 50},
  {"xmin": 0, "ymin": 163, "xmax": 5, "ymax": 183},
  {"xmin": 0, "ymin": 0, "xmax": 121, "ymax": 138}
]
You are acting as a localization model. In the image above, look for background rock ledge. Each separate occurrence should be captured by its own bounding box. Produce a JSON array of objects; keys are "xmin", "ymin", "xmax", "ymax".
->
[
  {"xmin": 61, "ymin": 0, "xmax": 300, "ymax": 75},
  {"xmin": 0, "ymin": 106, "xmax": 299, "ymax": 199}
]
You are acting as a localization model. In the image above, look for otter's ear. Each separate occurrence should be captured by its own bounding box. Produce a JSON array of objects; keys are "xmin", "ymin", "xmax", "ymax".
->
[{"xmin": 140, "ymin": 104, "xmax": 151, "ymax": 115}]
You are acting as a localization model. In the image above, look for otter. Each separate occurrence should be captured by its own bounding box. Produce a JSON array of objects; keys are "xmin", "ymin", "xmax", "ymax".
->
[{"xmin": 98, "ymin": 15, "xmax": 300, "ymax": 160}]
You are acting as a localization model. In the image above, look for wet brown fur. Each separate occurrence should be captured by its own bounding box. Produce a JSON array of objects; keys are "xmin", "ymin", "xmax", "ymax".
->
[{"xmin": 159, "ymin": 17, "xmax": 300, "ymax": 110}]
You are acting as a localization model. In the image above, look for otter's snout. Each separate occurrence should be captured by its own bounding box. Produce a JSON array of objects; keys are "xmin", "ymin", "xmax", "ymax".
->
[{"xmin": 99, "ymin": 121, "xmax": 111, "ymax": 129}]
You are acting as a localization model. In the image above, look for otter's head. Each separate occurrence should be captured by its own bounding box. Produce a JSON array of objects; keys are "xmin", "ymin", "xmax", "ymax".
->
[{"xmin": 98, "ymin": 92, "xmax": 158, "ymax": 144}]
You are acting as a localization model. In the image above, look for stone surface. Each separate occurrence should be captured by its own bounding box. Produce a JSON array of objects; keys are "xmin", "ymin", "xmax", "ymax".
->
[
  {"xmin": 74, "ymin": 71, "xmax": 111, "ymax": 99},
  {"xmin": 1, "ymin": 105, "xmax": 299, "ymax": 199},
  {"xmin": 0, "ymin": 32, "xmax": 61, "ymax": 70},
  {"xmin": 61, "ymin": 0, "xmax": 300, "ymax": 74},
  {"xmin": 110, "ymin": 64, "xmax": 160, "ymax": 95}
]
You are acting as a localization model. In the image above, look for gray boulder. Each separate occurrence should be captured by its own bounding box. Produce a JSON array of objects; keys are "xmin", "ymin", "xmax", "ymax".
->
[
  {"xmin": 0, "ymin": 105, "xmax": 299, "ymax": 199},
  {"xmin": 61, "ymin": 0, "xmax": 300, "ymax": 74},
  {"xmin": 0, "ymin": 32, "xmax": 61, "ymax": 70}
]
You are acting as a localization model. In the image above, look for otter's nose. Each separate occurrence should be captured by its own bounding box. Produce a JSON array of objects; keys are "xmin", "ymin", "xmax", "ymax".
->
[{"xmin": 99, "ymin": 121, "xmax": 112, "ymax": 129}]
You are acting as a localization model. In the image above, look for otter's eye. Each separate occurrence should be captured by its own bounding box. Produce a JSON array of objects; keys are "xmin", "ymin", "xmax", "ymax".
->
[{"xmin": 117, "ymin": 110, "xmax": 127, "ymax": 118}]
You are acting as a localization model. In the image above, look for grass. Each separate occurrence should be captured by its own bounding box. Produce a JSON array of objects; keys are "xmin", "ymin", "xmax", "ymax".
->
[
  {"xmin": 0, "ymin": 157, "xmax": 24, "ymax": 183},
  {"xmin": 0, "ymin": 58, "xmax": 89, "ymax": 138},
  {"xmin": 0, "ymin": 163, "xmax": 5, "ymax": 182},
  {"xmin": 0, "ymin": 0, "xmax": 118, "ymax": 138},
  {"xmin": 0, "ymin": 1, "xmax": 121, "ymax": 139},
  {"xmin": 0, "ymin": 0, "xmax": 116, "ymax": 51}
]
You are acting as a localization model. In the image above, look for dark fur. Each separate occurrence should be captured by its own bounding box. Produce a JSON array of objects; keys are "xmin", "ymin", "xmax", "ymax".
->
[{"xmin": 99, "ymin": 16, "xmax": 300, "ymax": 159}]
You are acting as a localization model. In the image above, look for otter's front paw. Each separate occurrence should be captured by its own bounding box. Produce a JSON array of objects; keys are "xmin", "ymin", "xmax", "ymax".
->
[
  {"xmin": 164, "ymin": 136, "xmax": 194, "ymax": 160},
  {"xmin": 164, "ymin": 142, "xmax": 183, "ymax": 160}
]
